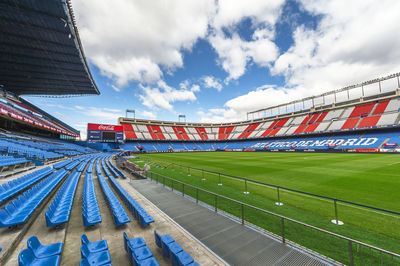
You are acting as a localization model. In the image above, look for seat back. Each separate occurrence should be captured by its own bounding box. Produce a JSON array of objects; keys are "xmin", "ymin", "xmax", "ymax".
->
[
  {"xmin": 81, "ymin": 234, "xmax": 89, "ymax": 245},
  {"xmin": 123, "ymin": 232, "xmax": 129, "ymax": 245},
  {"xmin": 18, "ymin": 248, "xmax": 35, "ymax": 265},
  {"xmin": 0, "ymin": 210, "xmax": 8, "ymax": 222},
  {"xmin": 27, "ymin": 236, "xmax": 41, "ymax": 251},
  {"xmin": 154, "ymin": 230, "xmax": 161, "ymax": 248},
  {"xmin": 5, "ymin": 204, "xmax": 16, "ymax": 214},
  {"xmin": 79, "ymin": 258, "xmax": 90, "ymax": 266},
  {"xmin": 80, "ymin": 243, "xmax": 91, "ymax": 259}
]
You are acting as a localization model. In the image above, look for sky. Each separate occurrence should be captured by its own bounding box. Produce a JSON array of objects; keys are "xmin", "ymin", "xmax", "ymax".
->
[{"xmin": 24, "ymin": 0, "xmax": 400, "ymax": 140}]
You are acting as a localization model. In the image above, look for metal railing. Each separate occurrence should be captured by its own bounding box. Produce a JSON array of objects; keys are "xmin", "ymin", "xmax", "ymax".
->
[
  {"xmin": 247, "ymin": 72, "xmax": 400, "ymax": 120},
  {"xmin": 139, "ymin": 157, "xmax": 400, "ymax": 235},
  {"xmin": 140, "ymin": 170, "xmax": 400, "ymax": 266}
]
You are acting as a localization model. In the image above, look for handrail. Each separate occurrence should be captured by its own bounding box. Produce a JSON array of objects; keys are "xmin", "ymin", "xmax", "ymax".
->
[
  {"xmin": 143, "ymin": 170, "xmax": 400, "ymax": 265},
  {"xmin": 141, "ymin": 157, "xmax": 400, "ymax": 216}
]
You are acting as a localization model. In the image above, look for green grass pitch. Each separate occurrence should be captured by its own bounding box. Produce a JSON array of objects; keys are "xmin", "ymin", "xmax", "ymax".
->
[{"xmin": 132, "ymin": 152, "xmax": 400, "ymax": 260}]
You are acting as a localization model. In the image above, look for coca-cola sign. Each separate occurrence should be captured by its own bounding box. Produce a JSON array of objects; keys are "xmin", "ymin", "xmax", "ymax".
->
[
  {"xmin": 87, "ymin": 123, "xmax": 123, "ymax": 132},
  {"xmin": 99, "ymin": 125, "xmax": 114, "ymax": 130}
]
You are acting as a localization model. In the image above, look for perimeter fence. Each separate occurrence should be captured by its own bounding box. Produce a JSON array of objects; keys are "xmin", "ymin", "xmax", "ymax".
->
[{"xmin": 141, "ymin": 170, "xmax": 400, "ymax": 266}]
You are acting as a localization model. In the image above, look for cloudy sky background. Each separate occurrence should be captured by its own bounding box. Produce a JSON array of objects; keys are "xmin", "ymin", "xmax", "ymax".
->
[{"xmin": 25, "ymin": 0, "xmax": 400, "ymax": 139}]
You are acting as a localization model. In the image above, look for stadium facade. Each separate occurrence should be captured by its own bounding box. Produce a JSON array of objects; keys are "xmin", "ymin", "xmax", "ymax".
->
[{"xmin": 114, "ymin": 73, "xmax": 400, "ymax": 153}]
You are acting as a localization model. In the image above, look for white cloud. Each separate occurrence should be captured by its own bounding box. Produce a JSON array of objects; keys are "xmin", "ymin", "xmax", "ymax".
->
[
  {"xmin": 74, "ymin": 122, "xmax": 88, "ymax": 140},
  {"xmin": 198, "ymin": 84, "xmax": 303, "ymax": 122},
  {"xmin": 190, "ymin": 84, "xmax": 200, "ymax": 92},
  {"xmin": 73, "ymin": 0, "xmax": 215, "ymax": 86},
  {"xmin": 138, "ymin": 80, "xmax": 197, "ymax": 111},
  {"xmin": 272, "ymin": 0, "xmax": 400, "ymax": 94},
  {"xmin": 103, "ymin": 108, "xmax": 121, "ymax": 113},
  {"xmin": 179, "ymin": 80, "xmax": 190, "ymax": 90},
  {"xmin": 212, "ymin": 0, "xmax": 285, "ymax": 30},
  {"xmin": 138, "ymin": 110, "xmax": 157, "ymax": 120},
  {"xmin": 208, "ymin": 0, "xmax": 284, "ymax": 82},
  {"xmin": 85, "ymin": 107, "xmax": 124, "ymax": 121},
  {"xmin": 73, "ymin": 0, "xmax": 284, "ymax": 86},
  {"xmin": 200, "ymin": 0, "xmax": 400, "ymax": 123},
  {"xmin": 208, "ymin": 31, "xmax": 279, "ymax": 83},
  {"xmin": 202, "ymin": 75, "xmax": 223, "ymax": 91},
  {"xmin": 180, "ymin": 80, "xmax": 200, "ymax": 92}
]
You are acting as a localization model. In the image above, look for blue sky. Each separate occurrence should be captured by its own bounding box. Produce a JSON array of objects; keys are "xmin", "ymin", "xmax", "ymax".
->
[{"xmin": 24, "ymin": 0, "xmax": 400, "ymax": 139}]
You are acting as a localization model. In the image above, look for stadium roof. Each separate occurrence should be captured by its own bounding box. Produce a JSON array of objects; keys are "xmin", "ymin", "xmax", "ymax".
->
[{"xmin": 0, "ymin": 0, "xmax": 99, "ymax": 96}]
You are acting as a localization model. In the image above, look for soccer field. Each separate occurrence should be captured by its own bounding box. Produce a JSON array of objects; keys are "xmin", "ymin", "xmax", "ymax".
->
[{"xmin": 132, "ymin": 152, "xmax": 400, "ymax": 255}]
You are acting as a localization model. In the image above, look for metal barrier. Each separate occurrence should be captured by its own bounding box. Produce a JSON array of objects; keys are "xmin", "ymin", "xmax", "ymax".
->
[
  {"xmin": 139, "ymin": 170, "xmax": 400, "ymax": 266},
  {"xmin": 138, "ymin": 157, "xmax": 400, "ymax": 233}
]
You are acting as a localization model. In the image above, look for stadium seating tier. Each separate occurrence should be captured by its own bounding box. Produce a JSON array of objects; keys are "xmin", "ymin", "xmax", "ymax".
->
[{"xmin": 119, "ymin": 98, "xmax": 400, "ymax": 143}]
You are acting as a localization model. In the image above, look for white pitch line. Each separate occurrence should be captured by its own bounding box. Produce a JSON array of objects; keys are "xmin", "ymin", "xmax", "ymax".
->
[{"xmin": 387, "ymin": 161, "xmax": 400, "ymax": 166}]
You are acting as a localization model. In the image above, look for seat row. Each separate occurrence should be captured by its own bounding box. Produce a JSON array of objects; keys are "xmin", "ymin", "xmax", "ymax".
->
[
  {"xmin": 97, "ymin": 170, "xmax": 130, "ymax": 226},
  {"xmin": 104, "ymin": 158, "xmax": 120, "ymax": 178},
  {"xmin": 5, "ymin": 144, "xmax": 62, "ymax": 160},
  {"xmin": 65, "ymin": 160, "xmax": 80, "ymax": 170},
  {"xmin": 96, "ymin": 159, "xmax": 103, "ymax": 175},
  {"xmin": 53, "ymin": 159, "xmax": 72, "ymax": 169},
  {"xmin": 101, "ymin": 159, "xmax": 113, "ymax": 177},
  {"xmin": 0, "ymin": 167, "xmax": 54, "ymax": 205},
  {"xmin": 124, "ymin": 232, "xmax": 159, "ymax": 266},
  {"xmin": 107, "ymin": 174, "xmax": 154, "ymax": 226},
  {"xmin": 86, "ymin": 160, "xmax": 94, "ymax": 173},
  {"xmin": 80, "ymin": 234, "xmax": 112, "ymax": 266},
  {"xmin": 82, "ymin": 172, "xmax": 102, "ymax": 226},
  {"xmin": 19, "ymin": 236, "xmax": 63, "ymax": 266},
  {"xmin": 0, "ymin": 169, "xmax": 68, "ymax": 228},
  {"xmin": 45, "ymin": 170, "xmax": 81, "ymax": 227},
  {"xmin": 19, "ymin": 234, "xmax": 112, "ymax": 266},
  {"xmin": 107, "ymin": 158, "xmax": 127, "ymax": 179},
  {"xmin": 76, "ymin": 160, "xmax": 89, "ymax": 172},
  {"xmin": 18, "ymin": 232, "xmax": 200, "ymax": 266},
  {"xmin": 0, "ymin": 155, "xmax": 29, "ymax": 168},
  {"xmin": 154, "ymin": 230, "xmax": 199, "ymax": 266}
]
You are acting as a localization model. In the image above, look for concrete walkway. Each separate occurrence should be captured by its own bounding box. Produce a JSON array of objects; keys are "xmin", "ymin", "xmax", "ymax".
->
[{"xmin": 129, "ymin": 178, "xmax": 334, "ymax": 266}]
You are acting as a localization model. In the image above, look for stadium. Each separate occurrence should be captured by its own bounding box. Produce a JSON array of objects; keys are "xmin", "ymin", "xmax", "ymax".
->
[{"xmin": 0, "ymin": 0, "xmax": 399, "ymax": 266}]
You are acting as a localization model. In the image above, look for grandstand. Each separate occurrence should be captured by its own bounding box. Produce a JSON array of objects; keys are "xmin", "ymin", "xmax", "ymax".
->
[{"xmin": 118, "ymin": 75, "xmax": 400, "ymax": 153}]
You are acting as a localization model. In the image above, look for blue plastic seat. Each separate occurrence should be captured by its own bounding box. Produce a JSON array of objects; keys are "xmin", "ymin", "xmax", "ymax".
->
[
  {"xmin": 131, "ymin": 245, "xmax": 154, "ymax": 266},
  {"xmin": 106, "ymin": 173, "xmax": 153, "ymax": 226},
  {"xmin": 82, "ymin": 173, "xmax": 102, "ymax": 227},
  {"xmin": 154, "ymin": 230, "xmax": 174, "ymax": 249},
  {"xmin": 139, "ymin": 213, "xmax": 155, "ymax": 226},
  {"xmin": 80, "ymin": 245, "xmax": 111, "ymax": 265},
  {"xmin": 79, "ymin": 257, "xmax": 112, "ymax": 266},
  {"xmin": 81, "ymin": 234, "xmax": 108, "ymax": 253},
  {"xmin": 27, "ymin": 236, "xmax": 63, "ymax": 258},
  {"xmin": 132, "ymin": 246, "xmax": 152, "ymax": 260},
  {"xmin": 136, "ymin": 256, "xmax": 160, "ymax": 266},
  {"xmin": 123, "ymin": 232, "xmax": 146, "ymax": 252},
  {"xmin": 154, "ymin": 230, "xmax": 175, "ymax": 258},
  {"xmin": 18, "ymin": 248, "xmax": 60, "ymax": 266},
  {"xmin": 96, "ymin": 172, "xmax": 130, "ymax": 226},
  {"xmin": 167, "ymin": 241, "xmax": 183, "ymax": 259},
  {"xmin": 175, "ymin": 250, "xmax": 194, "ymax": 266},
  {"xmin": 0, "ymin": 169, "xmax": 67, "ymax": 228}
]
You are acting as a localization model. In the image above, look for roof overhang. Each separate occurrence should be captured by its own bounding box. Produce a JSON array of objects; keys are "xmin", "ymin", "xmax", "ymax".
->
[{"xmin": 0, "ymin": 0, "xmax": 99, "ymax": 96}]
